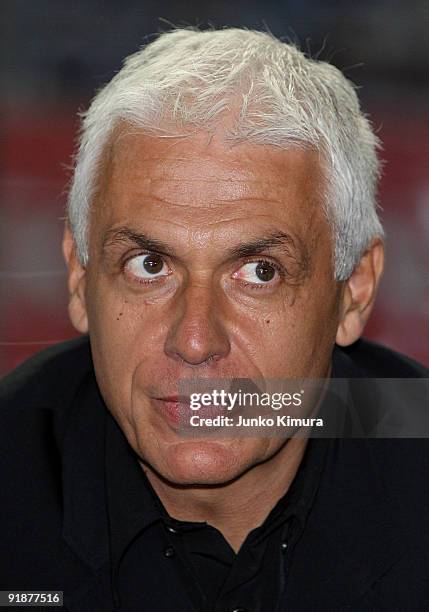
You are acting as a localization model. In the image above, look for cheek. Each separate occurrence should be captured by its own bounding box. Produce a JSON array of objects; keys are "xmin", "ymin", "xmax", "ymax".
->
[
  {"xmin": 243, "ymin": 290, "xmax": 338, "ymax": 377},
  {"xmin": 86, "ymin": 273, "xmax": 166, "ymax": 344},
  {"xmin": 288, "ymin": 291, "xmax": 339, "ymax": 367},
  {"xmin": 84, "ymin": 277, "xmax": 167, "ymax": 410}
]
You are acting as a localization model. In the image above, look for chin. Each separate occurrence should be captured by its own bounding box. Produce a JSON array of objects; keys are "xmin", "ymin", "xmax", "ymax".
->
[{"xmin": 156, "ymin": 439, "xmax": 246, "ymax": 486}]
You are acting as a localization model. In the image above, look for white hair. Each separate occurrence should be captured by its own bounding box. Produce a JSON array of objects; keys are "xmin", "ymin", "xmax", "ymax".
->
[{"xmin": 67, "ymin": 27, "xmax": 384, "ymax": 280}]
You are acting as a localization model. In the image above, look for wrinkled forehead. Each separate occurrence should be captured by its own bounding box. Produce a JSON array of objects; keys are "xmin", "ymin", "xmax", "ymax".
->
[
  {"xmin": 98, "ymin": 126, "xmax": 324, "ymax": 199},
  {"xmin": 89, "ymin": 127, "xmax": 331, "ymax": 257}
]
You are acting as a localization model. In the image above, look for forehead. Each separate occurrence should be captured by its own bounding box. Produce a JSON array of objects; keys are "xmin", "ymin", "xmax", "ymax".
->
[{"xmin": 93, "ymin": 128, "xmax": 329, "ymax": 249}]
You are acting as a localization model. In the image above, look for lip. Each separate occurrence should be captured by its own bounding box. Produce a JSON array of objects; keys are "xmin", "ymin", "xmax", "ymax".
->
[
  {"xmin": 153, "ymin": 397, "xmax": 190, "ymax": 426},
  {"xmin": 158, "ymin": 395, "xmax": 187, "ymax": 404},
  {"xmin": 153, "ymin": 396, "xmax": 228, "ymax": 428}
]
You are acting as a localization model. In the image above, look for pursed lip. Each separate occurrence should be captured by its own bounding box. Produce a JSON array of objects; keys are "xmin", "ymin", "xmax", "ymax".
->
[
  {"xmin": 153, "ymin": 395, "xmax": 228, "ymax": 427},
  {"xmin": 157, "ymin": 395, "xmax": 188, "ymax": 404},
  {"xmin": 152, "ymin": 396, "xmax": 191, "ymax": 426}
]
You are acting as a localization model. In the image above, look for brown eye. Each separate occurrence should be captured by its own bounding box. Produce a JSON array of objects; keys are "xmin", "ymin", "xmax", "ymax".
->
[
  {"xmin": 125, "ymin": 253, "xmax": 170, "ymax": 280},
  {"xmin": 143, "ymin": 254, "xmax": 164, "ymax": 274},
  {"xmin": 255, "ymin": 262, "xmax": 275, "ymax": 282},
  {"xmin": 232, "ymin": 260, "xmax": 280, "ymax": 285}
]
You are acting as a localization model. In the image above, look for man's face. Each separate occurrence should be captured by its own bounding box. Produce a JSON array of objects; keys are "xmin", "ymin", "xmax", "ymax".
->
[{"xmin": 79, "ymin": 129, "xmax": 342, "ymax": 485}]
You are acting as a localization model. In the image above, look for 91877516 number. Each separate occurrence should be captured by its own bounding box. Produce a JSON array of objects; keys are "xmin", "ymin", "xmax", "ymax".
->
[{"xmin": 0, "ymin": 591, "xmax": 63, "ymax": 607}]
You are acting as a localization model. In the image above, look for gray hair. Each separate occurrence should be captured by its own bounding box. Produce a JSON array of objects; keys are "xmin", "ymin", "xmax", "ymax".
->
[{"xmin": 67, "ymin": 27, "xmax": 384, "ymax": 280}]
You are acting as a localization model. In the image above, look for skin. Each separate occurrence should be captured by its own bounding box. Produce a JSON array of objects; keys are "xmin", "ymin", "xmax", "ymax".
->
[{"xmin": 63, "ymin": 128, "xmax": 384, "ymax": 551}]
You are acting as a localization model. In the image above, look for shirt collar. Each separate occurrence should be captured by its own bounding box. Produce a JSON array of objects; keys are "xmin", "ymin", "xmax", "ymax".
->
[
  {"xmin": 245, "ymin": 344, "xmax": 366, "ymax": 544},
  {"xmin": 105, "ymin": 418, "xmax": 329, "ymax": 563},
  {"xmin": 105, "ymin": 410, "xmax": 164, "ymax": 572}
]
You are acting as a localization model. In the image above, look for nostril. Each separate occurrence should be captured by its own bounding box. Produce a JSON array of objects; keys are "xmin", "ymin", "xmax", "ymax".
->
[{"xmin": 170, "ymin": 351, "xmax": 220, "ymax": 367}]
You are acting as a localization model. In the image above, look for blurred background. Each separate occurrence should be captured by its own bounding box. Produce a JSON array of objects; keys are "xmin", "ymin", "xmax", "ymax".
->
[{"xmin": 1, "ymin": 0, "xmax": 428, "ymax": 376}]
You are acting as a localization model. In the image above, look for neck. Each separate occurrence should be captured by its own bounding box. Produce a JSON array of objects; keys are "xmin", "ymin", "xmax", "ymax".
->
[{"xmin": 140, "ymin": 437, "xmax": 308, "ymax": 552}]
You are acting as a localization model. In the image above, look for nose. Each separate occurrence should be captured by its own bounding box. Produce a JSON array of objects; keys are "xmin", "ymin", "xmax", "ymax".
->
[{"xmin": 164, "ymin": 282, "xmax": 231, "ymax": 366}]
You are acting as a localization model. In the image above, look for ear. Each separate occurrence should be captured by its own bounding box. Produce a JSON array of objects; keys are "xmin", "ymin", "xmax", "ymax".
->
[
  {"xmin": 336, "ymin": 237, "xmax": 384, "ymax": 347},
  {"xmin": 62, "ymin": 223, "xmax": 89, "ymax": 334}
]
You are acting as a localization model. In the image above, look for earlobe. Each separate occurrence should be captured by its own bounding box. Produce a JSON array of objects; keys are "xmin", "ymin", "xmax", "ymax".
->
[
  {"xmin": 62, "ymin": 224, "xmax": 89, "ymax": 334},
  {"xmin": 336, "ymin": 238, "xmax": 384, "ymax": 347}
]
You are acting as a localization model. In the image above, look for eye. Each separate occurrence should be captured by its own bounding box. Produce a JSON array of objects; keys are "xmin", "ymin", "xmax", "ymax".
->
[
  {"xmin": 124, "ymin": 253, "xmax": 171, "ymax": 281},
  {"xmin": 232, "ymin": 260, "xmax": 281, "ymax": 285}
]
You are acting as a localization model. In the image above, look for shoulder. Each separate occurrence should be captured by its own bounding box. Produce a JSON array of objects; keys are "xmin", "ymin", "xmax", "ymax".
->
[
  {"xmin": 0, "ymin": 335, "xmax": 93, "ymax": 424},
  {"xmin": 335, "ymin": 338, "xmax": 428, "ymax": 378},
  {"xmin": 331, "ymin": 339, "xmax": 429, "ymax": 522},
  {"xmin": 0, "ymin": 336, "xmax": 104, "ymax": 585}
]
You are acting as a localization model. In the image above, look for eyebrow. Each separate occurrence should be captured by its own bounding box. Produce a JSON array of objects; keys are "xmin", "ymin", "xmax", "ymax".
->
[
  {"xmin": 102, "ymin": 227, "xmax": 306, "ymax": 263},
  {"xmin": 225, "ymin": 231, "xmax": 300, "ymax": 260},
  {"xmin": 103, "ymin": 228, "xmax": 176, "ymax": 258}
]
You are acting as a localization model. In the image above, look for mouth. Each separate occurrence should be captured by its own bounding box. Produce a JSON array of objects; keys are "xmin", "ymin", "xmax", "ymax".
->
[{"xmin": 153, "ymin": 395, "xmax": 228, "ymax": 428}]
